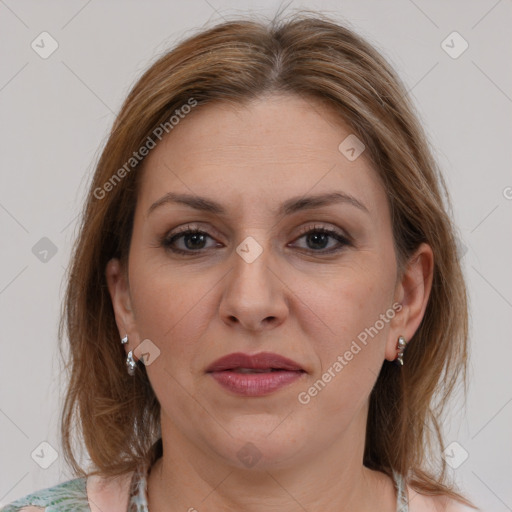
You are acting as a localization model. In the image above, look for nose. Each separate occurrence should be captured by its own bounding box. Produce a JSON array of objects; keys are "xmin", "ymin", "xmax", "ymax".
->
[{"xmin": 219, "ymin": 239, "xmax": 289, "ymax": 332}]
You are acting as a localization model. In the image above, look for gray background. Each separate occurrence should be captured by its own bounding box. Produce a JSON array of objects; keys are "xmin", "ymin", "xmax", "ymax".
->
[{"xmin": 1, "ymin": 0, "xmax": 511, "ymax": 510}]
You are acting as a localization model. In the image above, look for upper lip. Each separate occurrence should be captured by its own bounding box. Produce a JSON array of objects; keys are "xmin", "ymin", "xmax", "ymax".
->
[{"xmin": 206, "ymin": 352, "xmax": 305, "ymax": 372}]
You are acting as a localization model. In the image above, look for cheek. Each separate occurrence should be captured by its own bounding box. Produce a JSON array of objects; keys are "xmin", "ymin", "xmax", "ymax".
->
[
  {"xmin": 128, "ymin": 256, "xmax": 218, "ymax": 368},
  {"xmin": 311, "ymin": 267, "xmax": 392, "ymax": 346},
  {"xmin": 296, "ymin": 286, "xmax": 393, "ymax": 423},
  {"xmin": 301, "ymin": 259, "xmax": 396, "ymax": 397}
]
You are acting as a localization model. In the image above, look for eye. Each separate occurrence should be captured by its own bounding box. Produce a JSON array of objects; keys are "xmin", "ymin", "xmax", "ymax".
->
[
  {"xmin": 161, "ymin": 225, "xmax": 221, "ymax": 255},
  {"xmin": 160, "ymin": 224, "xmax": 351, "ymax": 256},
  {"xmin": 290, "ymin": 225, "xmax": 351, "ymax": 253}
]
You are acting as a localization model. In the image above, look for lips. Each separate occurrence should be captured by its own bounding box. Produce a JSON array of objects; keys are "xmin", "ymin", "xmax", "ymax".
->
[
  {"xmin": 206, "ymin": 352, "xmax": 305, "ymax": 373},
  {"xmin": 206, "ymin": 352, "xmax": 306, "ymax": 397}
]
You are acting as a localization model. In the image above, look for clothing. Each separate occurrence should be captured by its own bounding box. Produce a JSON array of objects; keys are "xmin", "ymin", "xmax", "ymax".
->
[{"xmin": 1, "ymin": 460, "xmax": 409, "ymax": 511}]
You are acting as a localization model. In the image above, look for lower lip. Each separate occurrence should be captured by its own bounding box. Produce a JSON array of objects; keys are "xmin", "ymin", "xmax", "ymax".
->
[{"xmin": 209, "ymin": 370, "xmax": 304, "ymax": 397}]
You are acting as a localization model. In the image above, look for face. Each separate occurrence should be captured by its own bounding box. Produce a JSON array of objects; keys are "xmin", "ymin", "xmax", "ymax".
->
[{"xmin": 107, "ymin": 94, "xmax": 430, "ymax": 470}]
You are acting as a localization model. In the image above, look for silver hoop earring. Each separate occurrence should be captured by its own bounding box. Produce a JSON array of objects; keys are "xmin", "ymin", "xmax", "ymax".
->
[
  {"xmin": 396, "ymin": 336, "xmax": 407, "ymax": 366},
  {"xmin": 126, "ymin": 350, "xmax": 137, "ymax": 376},
  {"xmin": 122, "ymin": 335, "xmax": 137, "ymax": 376}
]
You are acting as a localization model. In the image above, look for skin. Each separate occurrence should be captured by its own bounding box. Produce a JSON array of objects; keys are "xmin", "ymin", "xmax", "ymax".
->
[{"xmin": 106, "ymin": 93, "xmax": 435, "ymax": 512}]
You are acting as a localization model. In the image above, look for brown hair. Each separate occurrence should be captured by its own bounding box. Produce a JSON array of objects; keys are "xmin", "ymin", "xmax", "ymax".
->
[{"xmin": 59, "ymin": 12, "xmax": 472, "ymax": 506}]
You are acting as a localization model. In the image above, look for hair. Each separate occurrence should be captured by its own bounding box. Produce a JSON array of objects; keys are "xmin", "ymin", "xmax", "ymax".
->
[{"xmin": 59, "ymin": 11, "xmax": 473, "ymax": 506}]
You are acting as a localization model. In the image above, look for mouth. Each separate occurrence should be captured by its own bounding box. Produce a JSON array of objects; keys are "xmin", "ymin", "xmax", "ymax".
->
[
  {"xmin": 206, "ymin": 352, "xmax": 306, "ymax": 397},
  {"xmin": 206, "ymin": 352, "xmax": 305, "ymax": 373},
  {"xmin": 230, "ymin": 368, "xmax": 288, "ymax": 373}
]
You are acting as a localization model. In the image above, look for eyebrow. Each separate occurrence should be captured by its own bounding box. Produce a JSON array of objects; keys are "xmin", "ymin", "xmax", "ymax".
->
[{"xmin": 147, "ymin": 191, "xmax": 370, "ymax": 217}]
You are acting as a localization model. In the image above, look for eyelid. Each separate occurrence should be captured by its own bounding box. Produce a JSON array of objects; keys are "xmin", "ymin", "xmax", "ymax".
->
[
  {"xmin": 164, "ymin": 222, "xmax": 348, "ymax": 242},
  {"xmin": 168, "ymin": 222, "xmax": 224, "ymax": 240},
  {"xmin": 295, "ymin": 223, "xmax": 350, "ymax": 240}
]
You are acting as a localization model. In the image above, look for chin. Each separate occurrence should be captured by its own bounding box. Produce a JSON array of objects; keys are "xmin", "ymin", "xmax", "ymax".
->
[{"xmin": 206, "ymin": 419, "xmax": 312, "ymax": 471}]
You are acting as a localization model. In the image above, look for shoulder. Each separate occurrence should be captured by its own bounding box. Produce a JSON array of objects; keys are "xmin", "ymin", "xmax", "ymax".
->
[
  {"xmin": 0, "ymin": 470, "xmax": 135, "ymax": 512},
  {"xmin": 0, "ymin": 477, "xmax": 88, "ymax": 511},
  {"xmin": 85, "ymin": 470, "xmax": 134, "ymax": 512},
  {"xmin": 407, "ymin": 485, "xmax": 479, "ymax": 512}
]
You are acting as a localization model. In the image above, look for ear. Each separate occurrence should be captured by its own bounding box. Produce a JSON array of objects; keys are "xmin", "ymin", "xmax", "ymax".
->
[
  {"xmin": 105, "ymin": 258, "xmax": 139, "ymax": 352},
  {"xmin": 385, "ymin": 242, "xmax": 434, "ymax": 361}
]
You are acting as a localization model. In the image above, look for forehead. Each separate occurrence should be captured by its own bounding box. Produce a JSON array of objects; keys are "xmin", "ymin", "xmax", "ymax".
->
[{"xmin": 137, "ymin": 94, "xmax": 388, "ymax": 219}]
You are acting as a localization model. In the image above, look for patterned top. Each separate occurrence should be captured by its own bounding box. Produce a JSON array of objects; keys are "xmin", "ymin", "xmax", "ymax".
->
[{"xmin": 1, "ymin": 461, "xmax": 408, "ymax": 511}]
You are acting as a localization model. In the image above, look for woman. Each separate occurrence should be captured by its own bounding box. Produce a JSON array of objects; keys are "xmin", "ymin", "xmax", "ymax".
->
[{"xmin": 1, "ymin": 13, "xmax": 477, "ymax": 512}]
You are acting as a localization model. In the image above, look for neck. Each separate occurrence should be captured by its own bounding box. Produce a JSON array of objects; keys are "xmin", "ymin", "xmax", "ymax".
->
[{"xmin": 146, "ymin": 412, "xmax": 397, "ymax": 512}]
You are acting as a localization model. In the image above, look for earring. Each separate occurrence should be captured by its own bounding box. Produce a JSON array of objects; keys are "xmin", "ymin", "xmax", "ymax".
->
[
  {"xmin": 396, "ymin": 336, "xmax": 407, "ymax": 366},
  {"xmin": 121, "ymin": 335, "xmax": 136, "ymax": 376},
  {"xmin": 126, "ymin": 350, "xmax": 137, "ymax": 376}
]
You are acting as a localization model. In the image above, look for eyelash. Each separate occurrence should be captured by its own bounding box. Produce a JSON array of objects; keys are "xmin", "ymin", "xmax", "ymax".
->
[{"xmin": 160, "ymin": 224, "xmax": 351, "ymax": 256}]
